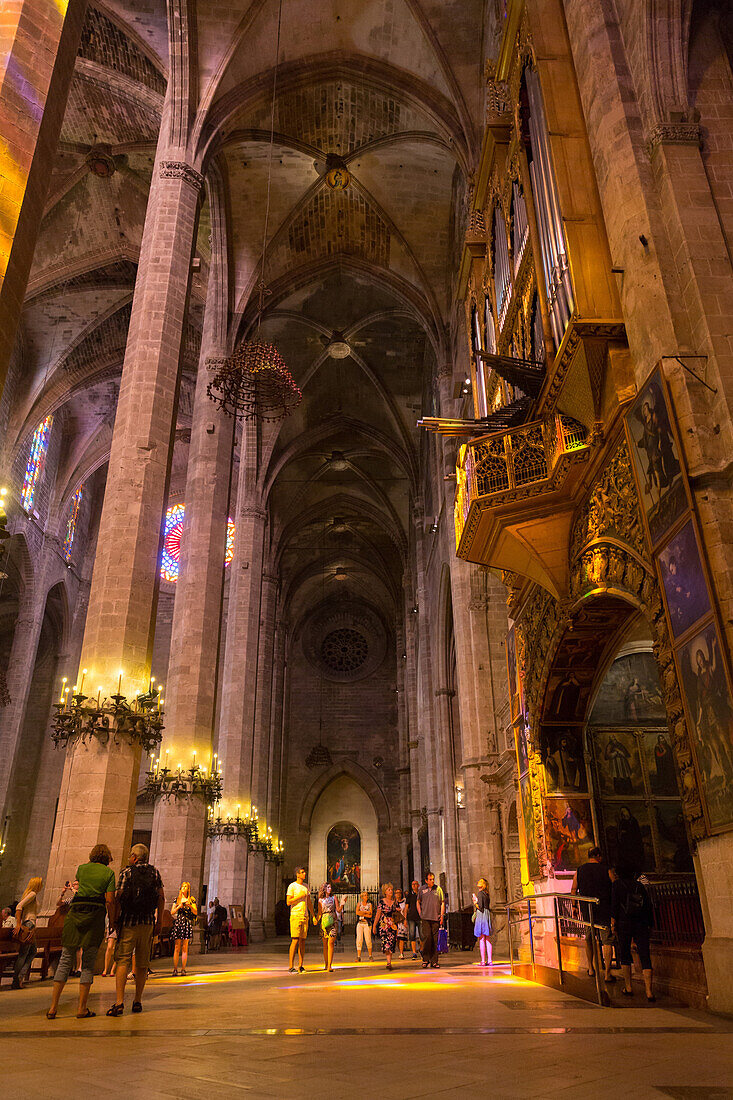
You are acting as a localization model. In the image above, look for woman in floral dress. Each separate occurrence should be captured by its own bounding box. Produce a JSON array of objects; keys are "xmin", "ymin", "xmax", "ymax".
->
[
  {"xmin": 372, "ymin": 882, "xmax": 399, "ymax": 970},
  {"xmin": 171, "ymin": 882, "xmax": 197, "ymax": 976},
  {"xmin": 315, "ymin": 882, "xmax": 342, "ymax": 972}
]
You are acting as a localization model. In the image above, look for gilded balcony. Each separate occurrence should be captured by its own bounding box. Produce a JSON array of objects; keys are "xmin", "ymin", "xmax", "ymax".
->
[{"xmin": 454, "ymin": 415, "xmax": 591, "ymax": 598}]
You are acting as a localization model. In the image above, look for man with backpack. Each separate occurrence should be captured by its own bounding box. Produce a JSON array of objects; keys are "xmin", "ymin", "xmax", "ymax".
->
[{"xmin": 107, "ymin": 843, "xmax": 165, "ymax": 1016}]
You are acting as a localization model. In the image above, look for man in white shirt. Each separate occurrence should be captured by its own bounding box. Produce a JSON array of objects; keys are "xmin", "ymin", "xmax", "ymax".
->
[{"xmin": 287, "ymin": 866, "xmax": 314, "ymax": 973}]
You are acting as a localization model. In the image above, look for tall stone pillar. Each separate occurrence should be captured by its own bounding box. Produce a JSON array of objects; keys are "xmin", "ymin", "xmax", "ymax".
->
[
  {"xmin": 0, "ymin": 0, "xmax": 87, "ymax": 399},
  {"xmin": 206, "ymin": 438, "xmax": 266, "ymax": 919},
  {"xmin": 45, "ymin": 152, "xmax": 203, "ymax": 903},
  {"xmin": 149, "ymin": 233, "xmax": 234, "ymax": 905},
  {"xmin": 262, "ymin": 616, "xmax": 287, "ymax": 926},
  {"xmin": 402, "ymin": 579, "xmax": 423, "ymax": 878}
]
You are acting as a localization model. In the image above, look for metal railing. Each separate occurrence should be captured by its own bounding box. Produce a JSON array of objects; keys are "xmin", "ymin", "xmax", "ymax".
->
[
  {"xmin": 644, "ymin": 875, "xmax": 704, "ymax": 946},
  {"xmin": 506, "ymin": 891, "xmax": 606, "ymax": 1005}
]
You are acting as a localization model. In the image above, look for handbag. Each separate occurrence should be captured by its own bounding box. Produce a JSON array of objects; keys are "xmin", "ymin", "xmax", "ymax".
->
[
  {"xmin": 12, "ymin": 922, "xmax": 34, "ymax": 945},
  {"xmin": 436, "ymin": 926, "xmax": 449, "ymax": 954}
]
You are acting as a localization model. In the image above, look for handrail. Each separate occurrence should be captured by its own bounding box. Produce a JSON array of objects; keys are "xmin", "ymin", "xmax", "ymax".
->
[{"xmin": 506, "ymin": 891, "xmax": 606, "ymax": 1005}]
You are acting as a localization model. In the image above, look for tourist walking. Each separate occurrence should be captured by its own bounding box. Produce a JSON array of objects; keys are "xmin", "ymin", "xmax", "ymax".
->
[
  {"xmin": 355, "ymin": 891, "xmax": 374, "ymax": 961},
  {"xmin": 171, "ymin": 882, "xmax": 197, "ymax": 976},
  {"xmin": 315, "ymin": 882, "xmax": 342, "ymax": 971},
  {"xmin": 394, "ymin": 888, "xmax": 408, "ymax": 959},
  {"xmin": 610, "ymin": 863, "xmax": 656, "ymax": 1001},
  {"xmin": 472, "ymin": 878, "xmax": 492, "ymax": 966},
  {"xmin": 572, "ymin": 846, "xmax": 615, "ymax": 981},
  {"xmin": 417, "ymin": 872, "xmax": 445, "ymax": 969},
  {"xmin": 373, "ymin": 883, "xmax": 400, "ymax": 970},
  {"xmin": 106, "ymin": 843, "xmax": 165, "ymax": 1016},
  {"xmin": 11, "ymin": 876, "xmax": 42, "ymax": 988},
  {"xmin": 406, "ymin": 880, "xmax": 420, "ymax": 959},
  {"xmin": 287, "ymin": 866, "xmax": 314, "ymax": 973},
  {"xmin": 47, "ymin": 844, "xmax": 116, "ymax": 1019}
]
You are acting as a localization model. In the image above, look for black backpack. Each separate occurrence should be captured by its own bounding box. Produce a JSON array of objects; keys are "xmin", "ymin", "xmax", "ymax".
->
[
  {"xmin": 621, "ymin": 879, "xmax": 646, "ymax": 918},
  {"xmin": 119, "ymin": 863, "xmax": 159, "ymax": 922}
]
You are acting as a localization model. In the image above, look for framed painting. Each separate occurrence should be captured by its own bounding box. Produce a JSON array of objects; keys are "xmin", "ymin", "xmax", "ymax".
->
[
  {"xmin": 327, "ymin": 821, "xmax": 361, "ymax": 890},
  {"xmin": 625, "ymin": 367, "xmax": 688, "ymax": 547},
  {"xmin": 544, "ymin": 668, "xmax": 593, "ymax": 722},
  {"xmin": 658, "ymin": 518, "xmax": 712, "ymax": 641},
  {"xmin": 677, "ymin": 621, "xmax": 733, "ymax": 831},
  {"xmin": 515, "ymin": 716, "xmax": 529, "ymax": 777},
  {"xmin": 592, "ymin": 728, "xmax": 644, "ymax": 797},
  {"xmin": 543, "ymin": 797, "xmax": 595, "ymax": 873},
  {"xmin": 654, "ymin": 803, "xmax": 694, "ymax": 873},
  {"xmin": 641, "ymin": 730, "xmax": 679, "ymax": 797},
  {"xmin": 519, "ymin": 771, "xmax": 541, "ymax": 879},
  {"xmin": 540, "ymin": 727, "xmax": 587, "ymax": 794},
  {"xmin": 588, "ymin": 651, "xmax": 665, "ymax": 726},
  {"xmin": 600, "ymin": 799, "xmax": 654, "ymax": 873},
  {"xmin": 506, "ymin": 624, "xmax": 520, "ymax": 721}
]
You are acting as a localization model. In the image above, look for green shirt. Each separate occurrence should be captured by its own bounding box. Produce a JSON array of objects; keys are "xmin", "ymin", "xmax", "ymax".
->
[{"xmin": 74, "ymin": 861, "xmax": 115, "ymax": 899}]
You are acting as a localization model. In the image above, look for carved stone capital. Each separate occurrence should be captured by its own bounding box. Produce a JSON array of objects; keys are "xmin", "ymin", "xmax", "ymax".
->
[
  {"xmin": 205, "ymin": 356, "xmax": 229, "ymax": 371},
  {"xmin": 160, "ymin": 161, "xmax": 205, "ymax": 191},
  {"xmin": 647, "ymin": 122, "xmax": 701, "ymax": 153},
  {"xmin": 239, "ymin": 505, "xmax": 267, "ymax": 520}
]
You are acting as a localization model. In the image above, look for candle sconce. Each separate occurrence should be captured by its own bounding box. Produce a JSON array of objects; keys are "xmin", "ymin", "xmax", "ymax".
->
[
  {"xmin": 143, "ymin": 761, "xmax": 222, "ymax": 805},
  {"xmin": 207, "ymin": 806, "xmax": 259, "ymax": 843},
  {"xmin": 51, "ymin": 689, "xmax": 164, "ymax": 755}
]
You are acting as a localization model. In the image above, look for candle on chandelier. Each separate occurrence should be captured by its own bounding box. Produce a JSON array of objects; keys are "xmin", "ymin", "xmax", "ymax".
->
[
  {"xmin": 59, "ymin": 677, "xmax": 67, "ymax": 704},
  {"xmin": 117, "ymin": 670, "xmax": 123, "ymax": 695},
  {"xmin": 97, "ymin": 687, "xmax": 102, "ymax": 707},
  {"xmin": 79, "ymin": 668, "xmax": 87, "ymax": 695}
]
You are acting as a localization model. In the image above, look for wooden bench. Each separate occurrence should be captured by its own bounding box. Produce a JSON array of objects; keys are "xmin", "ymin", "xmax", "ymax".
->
[{"xmin": 0, "ymin": 910, "xmax": 64, "ymax": 988}]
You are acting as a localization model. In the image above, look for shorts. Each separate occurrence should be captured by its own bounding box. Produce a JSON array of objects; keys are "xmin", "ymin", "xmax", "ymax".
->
[
  {"xmin": 106, "ymin": 928, "xmax": 118, "ymax": 942},
  {"xmin": 115, "ymin": 923, "xmax": 154, "ymax": 970},
  {"xmin": 290, "ymin": 914, "xmax": 308, "ymax": 939},
  {"xmin": 586, "ymin": 924, "xmax": 615, "ymax": 946},
  {"xmin": 407, "ymin": 919, "xmax": 419, "ymax": 941}
]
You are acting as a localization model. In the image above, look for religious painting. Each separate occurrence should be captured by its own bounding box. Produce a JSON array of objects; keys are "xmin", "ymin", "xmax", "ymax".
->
[
  {"xmin": 327, "ymin": 821, "xmax": 361, "ymax": 891},
  {"xmin": 626, "ymin": 368, "xmax": 687, "ymax": 546},
  {"xmin": 658, "ymin": 519, "xmax": 711, "ymax": 640},
  {"xmin": 678, "ymin": 622, "xmax": 733, "ymax": 830},
  {"xmin": 588, "ymin": 651, "xmax": 665, "ymax": 726},
  {"xmin": 515, "ymin": 716, "xmax": 529, "ymax": 777},
  {"xmin": 544, "ymin": 669, "xmax": 593, "ymax": 721},
  {"xmin": 543, "ymin": 797, "xmax": 595, "ymax": 873},
  {"xmin": 642, "ymin": 730, "xmax": 679, "ymax": 797},
  {"xmin": 506, "ymin": 624, "xmax": 520, "ymax": 721},
  {"xmin": 540, "ymin": 727, "xmax": 587, "ymax": 794},
  {"xmin": 654, "ymin": 803, "xmax": 694, "ymax": 872},
  {"xmin": 519, "ymin": 771, "xmax": 540, "ymax": 879},
  {"xmin": 600, "ymin": 800, "xmax": 654, "ymax": 873},
  {"xmin": 592, "ymin": 728, "xmax": 644, "ymax": 797}
]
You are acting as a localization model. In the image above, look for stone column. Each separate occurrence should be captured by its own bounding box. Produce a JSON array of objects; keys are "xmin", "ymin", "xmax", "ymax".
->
[
  {"xmin": 206, "ymin": 441, "xmax": 266, "ymax": 918},
  {"xmin": 261, "ymin": 616, "xmax": 287, "ymax": 924},
  {"xmin": 0, "ymin": 0, "xmax": 87, "ymax": 399},
  {"xmin": 149, "ymin": 249, "xmax": 234, "ymax": 905},
  {"xmin": 402, "ymin": 579, "xmax": 423, "ymax": 877},
  {"xmin": 45, "ymin": 152, "xmax": 203, "ymax": 903}
]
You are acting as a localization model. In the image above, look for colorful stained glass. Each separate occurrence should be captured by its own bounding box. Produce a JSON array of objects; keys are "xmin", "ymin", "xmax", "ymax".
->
[
  {"xmin": 63, "ymin": 485, "xmax": 83, "ymax": 563},
  {"xmin": 21, "ymin": 415, "xmax": 53, "ymax": 512},
  {"xmin": 160, "ymin": 505, "xmax": 235, "ymax": 582},
  {"xmin": 160, "ymin": 503, "xmax": 185, "ymax": 582}
]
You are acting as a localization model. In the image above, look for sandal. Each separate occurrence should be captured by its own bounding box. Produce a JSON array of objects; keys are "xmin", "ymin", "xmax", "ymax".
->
[
  {"xmin": 172, "ymin": 968, "xmax": 179, "ymax": 977},
  {"xmin": 46, "ymin": 1009, "xmax": 57, "ymax": 1020},
  {"xmin": 77, "ymin": 1010, "xmax": 96, "ymax": 1019},
  {"xmin": 621, "ymin": 988, "xmax": 634, "ymax": 997},
  {"xmin": 181, "ymin": 969, "xmax": 186, "ymax": 976},
  {"xmin": 106, "ymin": 1002, "xmax": 124, "ymax": 1016}
]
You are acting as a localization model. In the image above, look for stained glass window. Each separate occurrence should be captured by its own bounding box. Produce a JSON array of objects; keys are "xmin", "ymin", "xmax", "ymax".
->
[
  {"xmin": 160, "ymin": 504, "xmax": 235, "ymax": 582},
  {"xmin": 63, "ymin": 485, "xmax": 83, "ymax": 563},
  {"xmin": 21, "ymin": 415, "xmax": 53, "ymax": 512}
]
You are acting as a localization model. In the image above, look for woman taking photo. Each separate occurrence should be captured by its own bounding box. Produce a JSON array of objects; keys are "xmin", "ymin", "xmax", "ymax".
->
[
  {"xmin": 11, "ymin": 876, "xmax": 42, "ymax": 988},
  {"xmin": 355, "ymin": 891, "xmax": 374, "ymax": 962},
  {"xmin": 171, "ymin": 882, "xmax": 197, "ymax": 976},
  {"xmin": 472, "ymin": 877, "xmax": 493, "ymax": 966},
  {"xmin": 373, "ymin": 882, "xmax": 399, "ymax": 971},
  {"xmin": 315, "ymin": 882, "xmax": 342, "ymax": 972}
]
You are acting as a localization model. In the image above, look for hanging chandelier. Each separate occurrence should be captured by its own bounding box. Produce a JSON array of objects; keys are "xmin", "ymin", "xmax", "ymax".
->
[
  {"xmin": 208, "ymin": 0, "xmax": 301, "ymax": 424},
  {"xmin": 207, "ymin": 339, "xmax": 302, "ymax": 422}
]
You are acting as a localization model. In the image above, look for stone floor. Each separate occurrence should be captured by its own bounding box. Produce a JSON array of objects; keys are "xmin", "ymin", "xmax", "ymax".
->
[{"xmin": 1, "ymin": 939, "xmax": 732, "ymax": 1098}]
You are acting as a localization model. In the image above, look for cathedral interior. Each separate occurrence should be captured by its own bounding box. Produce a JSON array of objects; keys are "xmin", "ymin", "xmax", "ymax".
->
[{"xmin": 1, "ymin": 0, "xmax": 733, "ymax": 1087}]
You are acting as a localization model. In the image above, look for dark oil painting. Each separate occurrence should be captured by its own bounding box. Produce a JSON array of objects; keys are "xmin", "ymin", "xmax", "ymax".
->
[
  {"xmin": 588, "ymin": 651, "xmax": 665, "ymax": 726},
  {"xmin": 679, "ymin": 622, "xmax": 733, "ymax": 830},
  {"xmin": 592, "ymin": 728, "xmax": 644, "ymax": 797},
  {"xmin": 515, "ymin": 716, "xmax": 529, "ymax": 777},
  {"xmin": 327, "ymin": 821, "xmax": 361, "ymax": 891},
  {"xmin": 506, "ymin": 625, "xmax": 519, "ymax": 720},
  {"xmin": 543, "ymin": 797, "xmax": 595, "ymax": 873},
  {"xmin": 519, "ymin": 771, "xmax": 540, "ymax": 879},
  {"xmin": 600, "ymin": 800, "xmax": 654, "ymax": 874},
  {"xmin": 654, "ymin": 803, "xmax": 693, "ymax": 872},
  {"xmin": 626, "ymin": 370, "xmax": 687, "ymax": 546},
  {"xmin": 642, "ymin": 730, "xmax": 679, "ymax": 797},
  {"xmin": 540, "ymin": 727, "xmax": 587, "ymax": 794},
  {"xmin": 658, "ymin": 519, "xmax": 711, "ymax": 640}
]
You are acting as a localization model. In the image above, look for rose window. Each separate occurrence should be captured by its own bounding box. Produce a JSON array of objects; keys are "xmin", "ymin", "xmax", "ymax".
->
[{"xmin": 320, "ymin": 628, "xmax": 368, "ymax": 673}]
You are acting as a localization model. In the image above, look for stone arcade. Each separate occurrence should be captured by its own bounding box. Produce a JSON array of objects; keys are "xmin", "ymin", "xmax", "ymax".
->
[{"xmin": 1, "ymin": 0, "xmax": 733, "ymax": 1062}]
